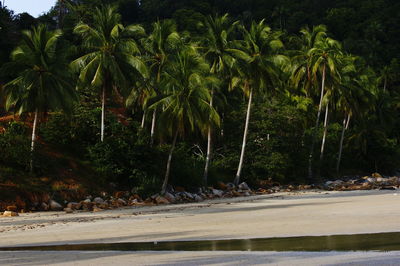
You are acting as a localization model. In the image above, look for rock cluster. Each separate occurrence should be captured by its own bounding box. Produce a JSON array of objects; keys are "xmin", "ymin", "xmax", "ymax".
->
[{"xmin": 323, "ymin": 173, "xmax": 400, "ymax": 191}]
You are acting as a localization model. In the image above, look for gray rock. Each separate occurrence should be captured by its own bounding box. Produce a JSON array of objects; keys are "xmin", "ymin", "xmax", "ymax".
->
[
  {"xmin": 93, "ymin": 197, "xmax": 104, "ymax": 204},
  {"xmin": 367, "ymin": 177, "xmax": 376, "ymax": 183},
  {"xmin": 64, "ymin": 208, "xmax": 73, "ymax": 213},
  {"xmin": 83, "ymin": 198, "xmax": 91, "ymax": 203},
  {"xmin": 212, "ymin": 189, "xmax": 224, "ymax": 197},
  {"xmin": 164, "ymin": 192, "xmax": 176, "ymax": 203},
  {"xmin": 49, "ymin": 200, "xmax": 63, "ymax": 211},
  {"xmin": 238, "ymin": 182, "xmax": 250, "ymax": 191},
  {"xmin": 117, "ymin": 198, "xmax": 127, "ymax": 206},
  {"xmin": 194, "ymin": 194, "xmax": 203, "ymax": 202}
]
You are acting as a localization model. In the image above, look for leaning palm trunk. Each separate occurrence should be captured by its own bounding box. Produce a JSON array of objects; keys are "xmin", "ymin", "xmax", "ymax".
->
[
  {"xmin": 308, "ymin": 64, "xmax": 326, "ymax": 182},
  {"xmin": 101, "ymin": 85, "xmax": 106, "ymax": 142},
  {"xmin": 234, "ymin": 87, "xmax": 253, "ymax": 186},
  {"xmin": 320, "ymin": 103, "xmax": 329, "ymax": 161},
  {"xmin": 150, "ymin": 110, "xmax": 156, "ymax": 145},
  {"xmin": 161, "ymin": 130, "xmax": 179, "ymax": 194},
  {"xmin": 30, "ymin": 109, "xmax": 39, "ymax": 172},
  {"xmin": 336, "ymin": 113, "xmax": 351, "ymax": 175},
  {"xmin": 141, "ymin": 111, "xmax": 146, "ymax": 129},
  {"xmin": 203, "ymin": 88, "xmax": 214, "ymax": 187}
]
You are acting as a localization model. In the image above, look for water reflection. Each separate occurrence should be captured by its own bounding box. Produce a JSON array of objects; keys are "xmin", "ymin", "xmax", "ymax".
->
[{"xmin": 1, "ymin": 232, "xmax": 400, "ymax": 252}]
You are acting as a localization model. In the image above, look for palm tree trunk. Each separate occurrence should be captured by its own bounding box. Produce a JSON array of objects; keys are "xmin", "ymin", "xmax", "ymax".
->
[
  {"xmin": 320, "ymin": 102, "xmax": 329, "ymax": 161},
  {"xmin": 336, "ymin": 114, "xmax": 349, "ymax": 175},
  {"xmin": 203, "ymin": 88, "xmax": 214, "ymax": 187},
  {"xmin": 308, "ymin": 64, "xmax": 326, "ymax": 182},
  {"xmin": 101, "ymin": 85, "xmax": 106, "ymax": 142},
  {"xmin": 234, "ymin": 87, "xmax": 253, "ymax": 185},
  {"xmin": 150, "ymin": 110, "xmax": 156, "ymax": 145},
  {"xmin": 161, "ymin": 130, "xmax": 179, "ymax": 194},
  {"xmin": 141, "ymin": 111, "xmax": 146, "ymax": 129},
  {"xmin": 30, "ymin": 109, "xmax": 38, "ymax": 172}
]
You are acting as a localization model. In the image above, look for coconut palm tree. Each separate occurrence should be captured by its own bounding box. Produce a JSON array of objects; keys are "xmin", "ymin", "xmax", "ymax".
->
[
  {"xmin": 71, "ymin": 5, "xmax": 148, "ymax": 142},
  {"xmin": 149, "ymin": 45, "xmax": 220, "ymax": 194},
  {"xmin": 1, "ymin": 24, "xmax": 76, "ymax": 171},
  {"xmin": 231, "ymin": 20, "xmax": 285, "ymax": 185},
  {"xmin": 200, "ymin": 13, "xmax": 238, "ymax": 186},
  {"xmin": 306, "ymin": 32, "xmax": 343, "ymax": 181},
  {"xmin": 142, "ymin": 19, "xmax": 181, "ymax": 145}
]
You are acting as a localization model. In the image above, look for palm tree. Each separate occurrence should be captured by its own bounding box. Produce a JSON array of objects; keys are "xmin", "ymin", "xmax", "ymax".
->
[
  {"xmin": 71, "ymin": 5, "xmax": 148, "ymax": 142},
  {"xmin": 1, "ymin": 24, "xmax": 76, "ymax": 171},
  {"xmin": 306, "ymin": 31, "xmax": 342, "ymax": 181},
  {"xmin": 142, "ymin": 19, "xmax": 181, "ymax": 145},
  {"xmin": 200, "ymin": 13, "xmax": 238, "ymax": 186},
  {"xmin": 149, "ymin": 45, "xmax": 219, "ymax": 194},
  {"xmin": 231, "ymin": 20, "xmax": 285, "ymax": 185}
]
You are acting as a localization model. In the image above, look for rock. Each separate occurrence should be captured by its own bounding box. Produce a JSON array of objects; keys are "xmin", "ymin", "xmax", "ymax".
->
[
  {"xmin": 93, "ymin": 197, "xmax": 104, "ymax": 204},
  {"xmin": 194, "ymin": 194, "xmax": 203, "ymax": 202},
  {"xmin": 81, "ymin": 201, "xmax": 94, "ymax": 211},
  {"xmin": 93, "ymin": 206, "xmax": 103, "ymax": 212},
  {"xmin": 184, "ymin": 192, "xmax": 195, "ymax": 200},
  {"xmin": 366, "ymin": 177, "xmax": 376, "ymax": 183},
  {"xmin": 67, "ymin": 202, "xmax": 82, "ymax": 210},
  {"xmin": 379, "ymin": 186, "xmax": 397, "ymax": 190},
  {"xmin": 226, "ymin": 183, "xmax": 236, "ymax": 190},
  {"xmin": 49, "ymin": 200, "xmax": 63, "ymax": 211},
  {"xmin": 83, "ymin": 198, "xmax": 91, "ymax": 203},
  {"xmin": 64, "ymin": 208, "xmax": 73, "ymax": 214},
  {"xmin": 6, "ymin": 206, "xmax": 17, "ymax": 212},
  {"xmin": 164, "ymin": 192, "xmax": 176, "ymax": 203},
  {"xmin": 40, "ymin": 202, "xmax": 49, "ymax": 211},
  {"xmin": 212, "ymin": 189, "xmax": 224, "ymax": 197},
  {"xmin": 3, "ymin": 211, "xmax": 18, "ymax": 217},
  {"xmin": 155, "ymin": 196, "xmax": 169, "ymax": 204},
  {"xmin": 115, "ymin": 198, "xmax": 127, "ymax": 207},
  {"xmin": 325, "ymin": 181, "xmax": 334, "ymax": 187},
  {"xmin": 98, "ymin": 203, "xmax": 109, "ymax": 209},
  {"xmin": 238, "ymin": 182, "xmax": 250, "ymax": 191},
  {"xmin": 372, "ymin": 172, "xmax": 383, "ymax": 178}
]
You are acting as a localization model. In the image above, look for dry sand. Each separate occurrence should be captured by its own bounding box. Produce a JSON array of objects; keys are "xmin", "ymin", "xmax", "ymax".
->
[{"xmin": 0, "ymin": 190, "xmax": 400, "ymax": 265}]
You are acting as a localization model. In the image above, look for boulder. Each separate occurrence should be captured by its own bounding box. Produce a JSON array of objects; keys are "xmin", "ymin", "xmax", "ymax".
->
[
  {"xmin": 372, "ymin": 172, "xmax": 383, "ymax": 178},
  {"xmin": 164, "ymin": 192, "xmax": 176, "ymax": 203},
  {"xmin": 194, "ymin": 194, "xmax": 203, "ymax": 202},
  {"xmin": 93, "ymin": 197, "xmax": 104, "ymax": 204},
  {"xmin": 155, "ymin": 196, "xmax": 170, "ymax": 204},
  {"xmin": 212, "ymin": 189, "xmax": 224, "ymax": 197},
  {"xmin": 238, "ymin": 182, "xmax": 250, "ymax": 191},
  {"xmin": 3, "ymin": 211, "xmax": 18, "ymax": 217},
  {"xmin": 40, "ymin": 202, "xmax": 49, "ymax": 211},
  {"xmin": 49, "ymin": 200, "xmax": 63, "ymax": 211},
  {"xmin": 117, "ymin": 198, "xmax": 127, "ymax": 206},
  {"xmin": 67, "ymin": 202, "xmax": 82, "ymax": 210},
  {"xmin": 93, "ymin": 206, "xmax": 103, "ymax": 212}
]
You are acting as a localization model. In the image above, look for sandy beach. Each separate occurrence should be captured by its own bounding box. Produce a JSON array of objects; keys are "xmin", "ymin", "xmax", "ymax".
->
[{"xmin": 1, "ymin": 190, "xmax": 400, "ymax": 265}]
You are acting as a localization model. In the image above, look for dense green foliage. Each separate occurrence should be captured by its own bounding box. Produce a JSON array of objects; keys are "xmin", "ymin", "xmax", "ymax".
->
[{"xmin": 0, "ymin": 0, "xmax": 399, "ymax": 195}]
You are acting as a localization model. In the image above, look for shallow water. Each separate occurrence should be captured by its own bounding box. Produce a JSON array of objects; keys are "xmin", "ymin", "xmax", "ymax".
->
[{"xmin": 1, "ymin": 232, "xmax": 400, "ymax": 252}]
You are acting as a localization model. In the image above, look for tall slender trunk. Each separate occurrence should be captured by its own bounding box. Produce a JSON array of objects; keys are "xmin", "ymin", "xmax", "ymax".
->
[
  {"xmin": 30, "ymin": 109, "xmax": 39, "ymax": 172},
  {"xmin": 336, "ymin": 114, "xmax": 350, "ymax": 175},
  {"xmin": 320, "ymin": 102, "xmax": 329, "ymax": 161},
  {"xmin": 101, "ymin": 85, "xmax": 106, "ymax": 142},
  {"xmin": 161, "ymin": 130, "xmax": 179, "ymax": 194},
  {"xmin": 150, "ymin": 110, "xmax": 156, "ymax": 145},
  {"xmin": 234, "ymin": 87, "xmax": 253, "ymax": 185},
  {"xmin": 141, "ymin": 111, "xmax": 146, "ymax": 129},
  {"xmin": 203, "ymin": 88, "xmax": 214, "ymax": 187},
  {"xmin": 308, "ymin": 63, "xmax": 326, "ymax": 182}
]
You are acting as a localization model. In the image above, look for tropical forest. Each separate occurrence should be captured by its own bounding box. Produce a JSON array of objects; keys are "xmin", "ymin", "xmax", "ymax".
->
[{"xmin": 1, "ymin": 0, "xmax": 400, "ymax": 210}]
